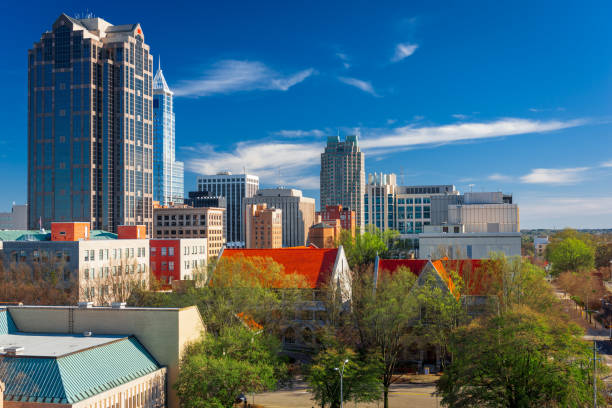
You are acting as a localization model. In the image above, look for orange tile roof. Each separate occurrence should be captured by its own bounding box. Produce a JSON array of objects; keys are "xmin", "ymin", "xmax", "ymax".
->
[{"xmin": 221, "ymin": 247, "xmax": 339, "ymax": 289}]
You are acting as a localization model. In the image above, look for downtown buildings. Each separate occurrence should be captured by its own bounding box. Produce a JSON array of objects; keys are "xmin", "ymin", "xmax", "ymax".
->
[
  {"xmin": 197, "ymin": 172, "xmax": 259, "ymax": 246},
  {"xmin": 320, "ymin": 134, "xmax": 365, "ymax": 229},
  {"xmin": 153, "ymin": 62, "xmax": 184, "ymax": 206},
  {"xmin": 244, "ymin": 188, "xmax": 316, "ymax": 247},
  {"xmin": 28, "ymin": 14, "xmax": 155, "ymax": 233},
  {"xmin": 245, "ymin": 203, "xmax": 283, "ymax": 248}
]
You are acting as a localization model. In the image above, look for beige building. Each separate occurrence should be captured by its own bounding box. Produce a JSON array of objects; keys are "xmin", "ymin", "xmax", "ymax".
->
[
  {"xmin": 320, "ymin": 134, "xmax": 365, "ymax": 229},
  {"xmin": 244, "ymin": 188, "xmax": 315, "ymax": 247},
  {"xmin": 245, "ymin": 204, "xmax": 282, "ymax": 249},
  {"xmin": 1, "ymin": 304, "xmax": 205, "ymax": 408},
  {"xmin": 153, "ymin": 205, "xmax": 225, "ymax": 258},
  {"xmin": 0, "ymin": 223, "xmax": 150, "ymax": 305},
  {"xmin": 307, "ymin": 222, "xmax": 341, "ymax": 248}
]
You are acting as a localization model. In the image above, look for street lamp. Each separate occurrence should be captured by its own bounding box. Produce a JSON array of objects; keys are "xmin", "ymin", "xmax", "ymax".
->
[{"xmin": 335, "ymin": 359, "xmax": 349, "ymax": 408}]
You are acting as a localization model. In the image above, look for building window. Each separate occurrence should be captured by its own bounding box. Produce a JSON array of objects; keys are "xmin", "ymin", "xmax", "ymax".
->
[
  {"xmin": 169, "ymin": 247, "xmax": 174, "ymax": 256},
  {"xmin": 169, "ymin": 261, "xmax": 174, "ymax": 271},
  {"xmin": 161, "ymin": 247, "xmax": 167, "ymax": 256}
]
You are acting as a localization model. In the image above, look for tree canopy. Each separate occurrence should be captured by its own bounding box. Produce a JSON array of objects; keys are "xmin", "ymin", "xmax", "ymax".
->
[{"xmin": 547, "ymin": 237, "xmax": 595, "ymax": 275}]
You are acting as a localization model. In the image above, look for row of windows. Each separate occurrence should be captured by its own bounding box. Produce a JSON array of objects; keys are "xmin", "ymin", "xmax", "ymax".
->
[
  {"xmin": 83, "ymin": 263, "xmax": 146, "ymax": 279},
  {"xmin": 83, "ymin": 247, "xmax": 146, "ymax": 261}
]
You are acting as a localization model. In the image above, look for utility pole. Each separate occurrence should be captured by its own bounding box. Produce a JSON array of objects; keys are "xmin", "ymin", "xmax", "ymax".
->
[
  {"xmin": 335, "ymin": 359, "xmax": 349, "ymax": 408},
  {"xmin": 593, "ymin": 340, "xmax": 597, "ymax": 408}
]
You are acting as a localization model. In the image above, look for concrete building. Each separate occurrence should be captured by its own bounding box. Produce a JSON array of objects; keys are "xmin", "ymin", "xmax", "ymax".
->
[
  {"xmin": 197, "ymin": 172, "xmax": 259, "ymax": 246},
  {"xmin": 28, "ymin": 14, "xmax": 155, "ymax": 233},
  {"xmin": 0, "ymin": 223, "xmax": 150, "ymax": 305},
  {"xmin": 245, "ymin": 204, "xmax": 283, "ymax": 249},
  {"xmin": 364, "ymin": 172, "xmax": 459, "ymax": 236},
  {"xmin": 307, "ymin": 222, "xmax": 341, "ymax": 248},
  {"xmin": 153, "ymin": 62, "xmax": 184, "ymax": 206},
  {"xmin": 0, "ymin": 308, "xmax": 166, "ymax": 408},
  {"xmin": 418, "ymin": 232, "xmax": 522, "ymax": 259},
  {"xmin": 1, "ymin": 304, "xmax": 205, "ymax": 408},
  {"xmin": 0, "ymin": 204, "xmax": 27, "ymax": 230},
  {"xmin": 320, "ymin": 134, "xmax": 365, "ymax": 229},
  {"xmin": 150, "ymin": 238, "xmax": 207, "ymax": 285},
  {"xmin": 318, "ymin": 205, "xmax": 355, "ymax": 237},
  {"xmin": 534, "ymin": 236, "xmax": 550, "ymax": 260},
  {"xmin": 244, "ymin": 188, "xmax": 315, "ymax": 247},
  {"xmin": 153, "ymin": 205, "xmax": 225, "ymax": 258}
]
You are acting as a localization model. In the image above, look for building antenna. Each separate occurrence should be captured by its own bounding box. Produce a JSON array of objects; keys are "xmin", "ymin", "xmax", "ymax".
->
[
  {"xmin": 468, "ymin": 184, "xmax": 474, "ymax": 192},
  {"xmin": 400, "ymin": 167, "xmax": 405, "ymax": 185},
  {"xmin": 158, "ymin": 55, "xmax": 161, "ymax": 71}
]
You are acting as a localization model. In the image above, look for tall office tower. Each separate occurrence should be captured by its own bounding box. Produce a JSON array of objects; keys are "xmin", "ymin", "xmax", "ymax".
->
[
  {"xmin": 153, "ymin": 62, "xmax": 184, "ymax": 206},
  {"xmin": 28, "ymin": 14, "xmax": 154, "ymax": 233},
  {"xmin": 244, "ymin": 188, "xmax": 316, "ymax": 247},
  {"xmin": 197, "ymin": 172, "xmax": 259, "ymax": 246},
  {"xmin": 320, "ymin": 134, "xmax": 365, "ymax": 229}
]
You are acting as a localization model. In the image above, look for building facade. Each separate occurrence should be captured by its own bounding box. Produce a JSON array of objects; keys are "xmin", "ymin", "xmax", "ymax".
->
[
  {"xmin": 150, "ymin": 238, "xmax": 207, "ymax": 284},
  {"xmin": 28, "ymin": 14, "xmax": 154, "ymax": 233},
  {"xmin": 307, "ymin": 222, "xmax": 341, "ymax": 248},
  {"xmin": 153, "ymin": 205, "xmax": 225, "ymax": 258},
  {"xmin": 153, "ymin": 63, "xmax": 184, "ymax": 206},
  {"xmin": 318, "ymin": 205, "xmax": 355, "ymax": 237},
  {"xmin": 0, "ymin": 204, "xmax": 28, "ymax": 230},
  {"xmin": 364, "ymin": 173, "xmax": 459, "ymax": 236},
  {"xmin": 244, "ymin": 188, "xmax": 315, "ymax": 247},
  {"xmin": 0, "ymin": 223, "xmax": 150, "ymax": 304},
  {"xmin": 3, "ymin": 304, "xmax": 205, "ymax": 408},
  {"xmin": 418, "ymin": 232, "xmax": 522, "ymax": 259},
  {"xmin": 197, "ymin": 172, "xmax": 259, "ymax": 246},
  {"xmin": 320, "ymin": 134, "xmax": 365, "ymax": 229},
  {"xmin": 245, "ymin": 204, "xmax": 283, "ymax": 249}
]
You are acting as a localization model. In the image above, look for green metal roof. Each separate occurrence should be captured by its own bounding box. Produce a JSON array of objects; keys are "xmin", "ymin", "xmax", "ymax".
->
[
  {"xmin": 0, "ymin": 230, "xmax": 117, "ymax": 241},
  {"xmin": 1, "ymin": 336, "xmax": 162, "ymax": 403},
  {"xmin": 0, "ymin": 308, "xmax": 17, "ymax": 334}
]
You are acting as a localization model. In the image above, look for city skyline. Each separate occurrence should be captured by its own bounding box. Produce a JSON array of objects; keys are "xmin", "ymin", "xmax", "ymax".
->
[{"xmin": 3, "ymin": 1, "xmax": 612, "ymax": 228}]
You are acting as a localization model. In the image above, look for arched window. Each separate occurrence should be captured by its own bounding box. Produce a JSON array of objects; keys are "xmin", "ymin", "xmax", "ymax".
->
[{"xmin": 283, "ymin": 327, "xmax": 296, "ymax": 344}]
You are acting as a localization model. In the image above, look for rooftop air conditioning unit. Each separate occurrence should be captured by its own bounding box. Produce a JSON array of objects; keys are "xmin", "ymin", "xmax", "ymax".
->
[
  {"xmin": 83, "ymin": 331, "xmax": 93, "ymax": 337},
  {"xmin": 6, "ymin": 346, "xmax": 24, "ymax": 355},
  {"xmin": 78, "ymin": 302, "xmax": 93, "ymax": 309},
  {"xmin": 111, "ymin": 302, "xmax": 126, "ymax": 309}
]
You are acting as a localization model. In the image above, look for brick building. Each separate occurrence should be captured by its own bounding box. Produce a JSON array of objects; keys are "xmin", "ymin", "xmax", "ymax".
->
[
  {"xmin": 150, "ymin": 238, "xmax": 207, "ymax": 285},
  {"xmin": 245, "ymin": 204, "xmax": 282, "ymax": 249}
]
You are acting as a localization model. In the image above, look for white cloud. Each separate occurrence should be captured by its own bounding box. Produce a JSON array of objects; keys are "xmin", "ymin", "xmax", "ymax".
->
[
  {"xmin": 488, "ymin": 173, "xmax": 512, "ymax": 182},
  {"xmin": 272, "ymin": 129, "xmax": 326, "ymax": 138},
  {"xmin": 601, "ymin": 160, "xmax": 612, "ymax": 168},
  {"xmin": 451, "ymin": 114, "xmax": 469, "ymax": 120},
  {"xmin": 336, "ymin": 52, "xmax": 351, "ymax": 69},
  {"xmin": 391, "ymin": 43, "xmax": 418, "ymax": 62},
  {"xmin": 360, "ymin": 118, "xmax": 585, "ymax": 150},
  {"xmin": 520, "ymin": 196, "xmax": 612, "ymax": 228},
  {"xmin": 338, "ymin": 76, "xmax": 379, "ymax": 96},
  {"xmin": 184, "ymin": 117, "xmax": 588, "ymax": 191},
  {"xmin": 185, "ymin": 141, "xmax": 322, "ymax": 191},
  {"xmin": 173, "ymin": 60, "xmax": 314, "ymax": 97},
  {"xmin": 519, "ymin": 167, "xmax": 590, "ymax": 185}
]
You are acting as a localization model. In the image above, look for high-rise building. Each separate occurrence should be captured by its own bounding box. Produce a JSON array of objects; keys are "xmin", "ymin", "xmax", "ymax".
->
[
  {"xmin": 245, "ymin": 203, "xmax": 283, "ymax": 249},
  {"xmin": 28, "ymin": 14, "xmax": 154, "ymax": 233},
  {"xmin": 197, "ymin": 172, "xmax": 259, "ymax": 246},
  {"xmin": 320, "ymin": 134, "xmax": 365, "ymax": 229},
  {"xmin": 153, "ymin": 62, "xmax": 184, "ymax": 206},
  {"xmin": 244, "ymin": 188, "xmax": 316, "ymax": 247}
]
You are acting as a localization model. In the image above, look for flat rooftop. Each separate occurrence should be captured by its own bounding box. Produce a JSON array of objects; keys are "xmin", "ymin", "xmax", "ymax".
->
[{"xmin": 0, "ymin": 332, "xmax": 126, "ymax": 357}]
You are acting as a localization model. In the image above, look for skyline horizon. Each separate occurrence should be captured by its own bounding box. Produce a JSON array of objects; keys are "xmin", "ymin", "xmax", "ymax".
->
[{"xmin": 2, "ymin": 2, "xmax": 612, "ymax": 230}]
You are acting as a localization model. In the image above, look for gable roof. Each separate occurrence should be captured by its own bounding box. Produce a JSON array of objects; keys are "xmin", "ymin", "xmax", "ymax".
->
[{"xmin": 220, "ymin": 247, "xmax": 341, "ymax": 289}]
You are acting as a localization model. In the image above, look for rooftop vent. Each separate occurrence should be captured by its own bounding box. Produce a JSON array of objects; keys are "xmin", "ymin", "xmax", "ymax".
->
[
  {"xmin": 83, "ymin": 331, "xmax": 93, "ymax": 337},
  {"xmin": 6, "ymin": 346, "xmax": 24, "ymax": 355},
  {"xmin": 78, "ymin": 302, "xmax": 93, "ymax": 309},
  {"xmin": 111, "ymin": 302, "xmax": 126, "ymax": 309}
]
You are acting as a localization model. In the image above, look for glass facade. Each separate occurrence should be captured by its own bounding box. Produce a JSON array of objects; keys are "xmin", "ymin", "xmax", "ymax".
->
[
  {"xmin": 28, "ymin": 15, "xmax": 154, "ymax": 233},
  {"xmin": 153, "ymin": 66, "xmax": 184, "ymax": 206}
]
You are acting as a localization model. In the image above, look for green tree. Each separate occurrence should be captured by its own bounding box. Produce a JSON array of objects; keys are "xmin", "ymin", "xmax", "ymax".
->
[
  {"xmin": 547, "ymin": 237, "xmax": 595, "ymax": 276},
  {"xmin": 595, "ymin": 242, "xmax": 612, "ymax": 270},
  {"xmin": 437, "ymin": 306, "xmax": 606, "ymax": 408},
  {"xmin": 175, "ymin": 325, "xmax": 285, "ymax": 408},
  {"xmin": 350, "ymin": 266, "xmax": 418, "ymax": 408},
  {"xmin": 306, "ymin": 340, "xmax": 382, "ymax": 408},
  {"xmin": 338, "ymin": 226, "xmax": 398, "ymax": 269}
]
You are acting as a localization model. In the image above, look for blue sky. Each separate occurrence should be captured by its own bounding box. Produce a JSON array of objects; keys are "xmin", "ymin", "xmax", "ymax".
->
[{"xmin": 2, "ymin": 0, "xmax": 612, "ymax": 228}]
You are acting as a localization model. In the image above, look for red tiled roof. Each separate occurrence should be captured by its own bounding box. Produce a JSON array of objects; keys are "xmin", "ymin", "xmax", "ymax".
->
[
  {"xmin": 377, "ymin": 259, "xmax": 430, "ymax": 276},
  {"xmin": 221, "ymin": 247, "xmax": 339, "ymax": 289}
]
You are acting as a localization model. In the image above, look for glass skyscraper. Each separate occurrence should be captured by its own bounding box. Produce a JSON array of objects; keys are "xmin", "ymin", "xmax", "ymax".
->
[
  {"xmin": 153, "ymin": 63, "xmax": 184, "ymax": 206},
  {"xmin": 28, "ymin": 14, "xmax": 154, "ymax": 233}
]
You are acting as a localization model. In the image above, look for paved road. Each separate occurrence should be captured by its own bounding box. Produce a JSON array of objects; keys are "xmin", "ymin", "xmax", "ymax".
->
[{"xmin": 252, "ymin": 383, "xmax": 441, "ymax": 408}]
